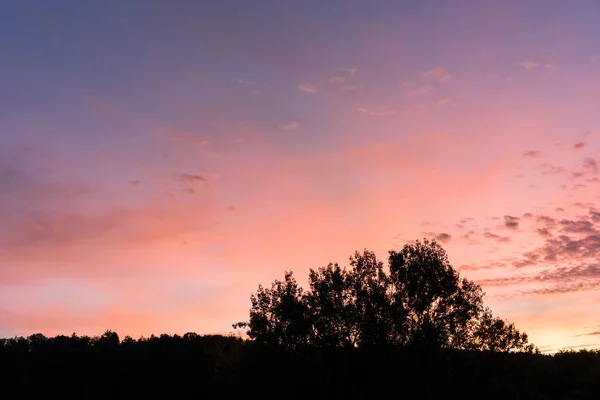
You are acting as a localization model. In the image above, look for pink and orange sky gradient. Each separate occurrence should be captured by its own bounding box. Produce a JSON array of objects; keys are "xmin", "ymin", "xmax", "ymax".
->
[{"xmin": 1, "ymin": 0, "xmax": 600, "ymax": 352}]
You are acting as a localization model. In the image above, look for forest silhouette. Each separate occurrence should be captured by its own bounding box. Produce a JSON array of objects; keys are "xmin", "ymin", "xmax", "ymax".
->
[{"xmin": 2, "ymin": 239, "xmax": 600, "ymax": 399}]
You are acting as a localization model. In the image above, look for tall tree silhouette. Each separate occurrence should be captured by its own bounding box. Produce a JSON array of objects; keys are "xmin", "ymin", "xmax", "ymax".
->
[
  {"xmin": 235, "ymin": 239, "xmax": 534, "ymax": 352},
  {"xmin": 233, "ymin": 271, "xmax": 311, "ymax": 349}
]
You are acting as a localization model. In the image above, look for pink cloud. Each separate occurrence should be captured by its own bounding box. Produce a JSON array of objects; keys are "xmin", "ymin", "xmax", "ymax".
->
[
  {"xmin": 409, "ymin": 85, "xmax": 435, "ymax": 96},
  {"xmin": 279, "ymin": 121, "xmax": 300, "ymax": 130},
  {"xmin": 328, "ymin": 76, "xmax": 346, "ymax": 84},
  {"xmin": 298, "ymin": 83, "xmax": 317, "ymax": 93},
  {"xmin": 518, "ymin": 61, "xmax": 539, "ymax": 70},
  {"xmin": 421, "ymin": 67, "xmax": 452, "ymax": 83},
  {"xmin": 356, "ymin": 107, "xmax": 397, "ymax": 116}
]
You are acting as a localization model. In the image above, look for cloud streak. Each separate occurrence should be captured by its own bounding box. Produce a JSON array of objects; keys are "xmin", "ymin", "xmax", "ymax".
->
[
  {"xmin": 298, "ymin": 83, "xmax": 317, "ymax": 93},
  {"xmin": 518, "ymin": 61, "xmax": 539, "ymax": 70},
  {"xmin": 279, "ymin": 122, "xmax": 300, "ymax": 130},
  {"xmin": 421, "ymin": 67, "xmax": 451, "ymax": 83},
  {"xmin": 409, "ymin": 85, "xmax": 435, "ymax": 96},
  {"xmin": 357, "ymin": 107, "xmax": 397, "ymax": 116}
]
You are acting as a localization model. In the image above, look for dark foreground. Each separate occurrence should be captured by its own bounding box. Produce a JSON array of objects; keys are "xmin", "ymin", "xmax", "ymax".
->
[{"xmin": 1, "ymin": 332, "xmax": 599, "ymax": 399}]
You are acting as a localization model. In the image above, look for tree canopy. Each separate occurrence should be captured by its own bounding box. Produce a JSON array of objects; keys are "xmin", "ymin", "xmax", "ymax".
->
[{"xmin": 234, "ymin": 239, "xmax": 533, "ymax": 352}]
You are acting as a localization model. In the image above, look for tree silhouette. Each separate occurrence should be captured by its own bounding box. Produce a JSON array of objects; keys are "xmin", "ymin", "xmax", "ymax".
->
[
  {"xmin": 233, "ymin": 271, "xmax": 311, "ymax": 349},
  {"xmin": 235, "ymin": 239, "xmax": 534, "ymax": 352}
]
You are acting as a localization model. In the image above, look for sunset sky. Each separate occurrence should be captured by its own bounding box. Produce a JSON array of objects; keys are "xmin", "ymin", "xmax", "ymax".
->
[{"xmin": 1, "ymin": 0, "xmax": 600, "ymax": 352}]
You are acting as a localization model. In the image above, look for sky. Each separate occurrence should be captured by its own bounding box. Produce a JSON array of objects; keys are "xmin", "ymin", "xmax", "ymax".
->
[{"xmin": 1, "ymin": 0, "xmax": 599, "ymax": 352}]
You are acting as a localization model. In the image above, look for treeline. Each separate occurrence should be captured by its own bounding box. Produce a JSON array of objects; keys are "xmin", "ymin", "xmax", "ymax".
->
[{"xmin": 1, "ymin": 331, "xmax": 600, "ymax": 399}]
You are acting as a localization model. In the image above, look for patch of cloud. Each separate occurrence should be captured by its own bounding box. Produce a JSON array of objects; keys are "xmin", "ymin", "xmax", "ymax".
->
[
  {"xmin": 179, "ymin": 173, "xmax": 211, "ymax": 185},
  {"xmin": 356, "ymin": 107, "xmax": 397, "ymax": 116},
  {"xmin": 523, "ymin": 150, "xmax": 541, "ymax": 158},
  {"xmin": 536, "ymin": 215, "xmax": 557, "ymax": 228},
  {"xmin": 423, "ymin": 232, "xmax": 452, "ymax": 244},
  {"xmin": 504, "ymin": 215, "xmax": 520, "ymax": 230},
  {"xmin": 279, "ymin": 122, "xmax": 300, "ymax": 130},
  {"xmin": 466, "ymin": 206, "xmax": 600, "ymax": 295},
  {"xmin": 574, "ymin": 202, "xmax": 596, "ymax": 209},
  {"xmin": 572, "ymin": 172, "xmax": 585, "ymax": 179},
  {"xmin": 343, "ymin": 68, "xmax": 357, "ymax": 76},
  {"xmin": 516, "ymin": 210, "xmax": 600, "ymax": 266},
  {"xmin": 409, "ymin": 85, "xmax": 435, "ymax": 96},
  {"xmin": 562, "ymin": 343, "xmax": 600, "ymax": 350},
  {"xmin": 536, "ymin": 228, "xmax": 553, "ymax": 238},
  {"xmin": 182, "ymin": 187, "xmax": 195, "ymax": 194},
  {"xmin": 435, "ymin": 233, "xmax": 452, "ymax": 243},
  {"xmin": 165, "ymin": 132, "xmax": 209, "ymax": 146},
  {"xmin": 575, "ymin": 330, "xmax": 600, "ymax": 337},
  {"xmin": 479, "ymin": 264, "xmax": 600, "ymax": 289},
  {"xmin": 298, "ymin": 83, "xmax": 317, "ymax": 93},
  {"xmin": 329, "ymin": 76, "xmax": 346, "ymax": 84},
  {"xmin": 437, "ymin": 97, "xmax": 450, "ymax": 106},
  {"xmin": 421, "ymin": 67, "xmax": 452, "ymax": 83},
  {"xmin": 583, "ymin": 157, "xmax": 598, "ymax": 174},
  {"xmin": 539, "ymin": 163, "xmax": 566, "ymax": 175},
  {"xmin": 482, "ymin": 232, "xmax": 511, "ymax": 242},
  {"xmin": 573, "ymin": 142, "xmax": 586, "ymax": 150},
  {"xmin": 518, "ymin": 61, "xmax": 539, "ymax": 70},
  {"xmin": 455, "ymin": 218, "xmax": 473, "ymax": 230}
]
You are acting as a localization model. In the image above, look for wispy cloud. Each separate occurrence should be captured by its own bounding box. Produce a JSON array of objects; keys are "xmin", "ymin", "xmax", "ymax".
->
[
  {"xmin": 329, "ymin": 76, "xmax": 346, "ymax": 84},
  {"xmin": 478, "ymin": 264, "xmax": 600, "ymax": 289},
  {"xmin": 279, "ymin": 122, "xmax": 300, "ymax": 130},
  {"xmin": 437, "ymin": 97, "xmax": 450, "ymax": 106},
  {"xmin": 435, "ymin": 232, "xmax": 452, "ymax": 243},
  {"xmin": 343, "ymin": 67, "xmax": 357, "ymax": 76},
  {"xmin": 573, "ymin": 141, "xmax": 586, "ymax": 150},
  {"xmin": 575, "ymin": 330, "xmax": 600, "ymax": 337},
  {"xmin": 539, "ymin": 163, "xmax": 566, "ymax": 175},
  {"xmin": 298, "ymin": 83, "xmax": 317, "ymax": 93},
  {"xmin": 583, "ymin": 157, "xmax": 598, "ymax": 174},
  {"xmin": 357, "ymin": 107, "xmax": 397, "ymax": 116},
  {"xmin": 409, "ymin": 85, "xmax": 435, "ymax": 96},
  {"xmin": 523, "ymin": 150, "xmax": 541, "ymax": 158},
  {"xmin": 423, "ymin": 231, "xmax": 452, "ymax": 243},
  {"xmin": 421, "ymin": 67, "xmax": 452, "ymax": 83},
  {"xmin": 482, "ymin": 231, "xmax": 511, "ymax": 242},
  {"xmin": 179, "ymin": 173, "xmax": 211, "ymax": 185},
  {"xmin": 165, "ymin": 132, "xmax": 209, "ymax": 146},
  {"xmin": 518, "ymin": 61, "xmax": 539, "ymax": 70}
]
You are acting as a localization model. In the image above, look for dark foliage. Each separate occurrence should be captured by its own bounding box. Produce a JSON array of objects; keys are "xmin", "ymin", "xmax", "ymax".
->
[
  {"xmin": 235, "ymin": 239, "xmax": 532, "ymax": 352},
  {"xmin": 1, "ymin": 332, "xmax": 600, "ymax": 399}
]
